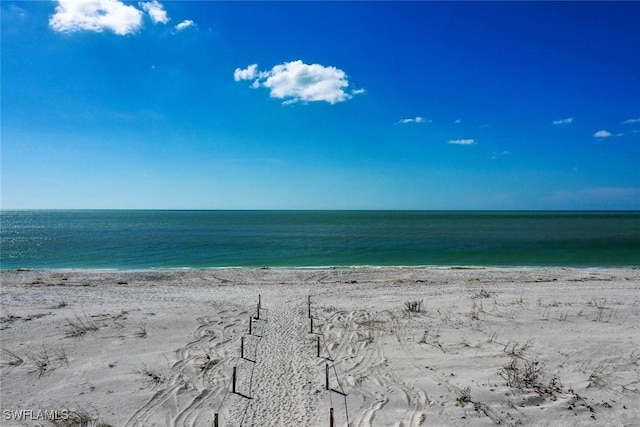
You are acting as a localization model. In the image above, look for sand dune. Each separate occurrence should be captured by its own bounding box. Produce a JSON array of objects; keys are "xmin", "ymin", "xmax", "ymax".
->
[{"xmin": 1, "ymin": 267, "xmax": 639, "ymax": 426}]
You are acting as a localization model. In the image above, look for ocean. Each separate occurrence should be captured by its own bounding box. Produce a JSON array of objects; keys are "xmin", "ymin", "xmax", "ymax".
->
[{"xmin": 1, "ymin": 210, "xmax": 639, "ymax": 269}]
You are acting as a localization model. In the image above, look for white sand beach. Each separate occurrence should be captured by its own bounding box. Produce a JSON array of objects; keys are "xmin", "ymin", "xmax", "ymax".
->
[{"xmin": 1, "ymin": 267, "xmax": 639, "ymax": 426}]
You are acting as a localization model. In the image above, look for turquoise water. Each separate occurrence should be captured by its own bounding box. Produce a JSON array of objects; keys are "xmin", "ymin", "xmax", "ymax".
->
[{"xmin": 1, "ymin": 210, "xmax": 639, "ymax": 269}]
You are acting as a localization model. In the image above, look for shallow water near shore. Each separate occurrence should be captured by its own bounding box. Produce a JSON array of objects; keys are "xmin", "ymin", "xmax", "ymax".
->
[{"xmin": 2, "ymin": 210, "xmax": 639, "ymax": 269}]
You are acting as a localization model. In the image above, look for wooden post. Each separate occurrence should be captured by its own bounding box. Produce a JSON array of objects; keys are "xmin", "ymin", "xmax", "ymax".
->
[
  {"xmin": 325, "ymin": 363, "xmax": 329, "ymax": 390},
  {"xmin": 317, "ymin": 336, "xmax": 321, "ymax": 357},
  {"xmin": 241, "ymin": 336, "xmax": 244, "ymax": 359},
  {"xmin": 249, "ymin": 316, "xmax": 252, "ymax": 335},
  {"xmin": 308, "ymin": 295, "xmax": 311, "ymax": 318},
  {"xmin": 232, "ymin": 367, "xmax": 236, "ymax": 394},
  {"xmin": 330, "ymin": 407, "xmax": 334, "ymax": 427},
  {"xmin": 258, "ymin": 294, "xmax": 261, "ymax": 308},
  {"xmin": 256, "ymin": 303, "xmax": 260, "ymax": 320},
  {"xmin": 310, "ymin": 316, "xmax": 313, "ymax": 333},
  {"xmin": 214, "ymin": 413, "xmax": 218, "ymax": 427},
  {"xmin": 308, "ymin": 301, "xmax": 311, "ymax": 318}
]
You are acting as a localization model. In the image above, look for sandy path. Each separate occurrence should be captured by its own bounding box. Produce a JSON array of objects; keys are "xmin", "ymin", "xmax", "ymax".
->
[{"xmin": 229, "ymin": 298, "xmax": 322, "ymax": 426}]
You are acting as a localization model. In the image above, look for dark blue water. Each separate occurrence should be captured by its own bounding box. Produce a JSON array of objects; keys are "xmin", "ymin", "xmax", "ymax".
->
[{"xmin": 1, "ymin": 210, "xmax": 639, "ymax": 269}]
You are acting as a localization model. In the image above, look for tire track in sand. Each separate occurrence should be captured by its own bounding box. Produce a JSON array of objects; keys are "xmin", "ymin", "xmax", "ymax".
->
[
  {"xmin": 324, "ymin": 310, "xmax": 455, "ymax": 427},
  {"xmin": 126, "ymin": 312, "xmax": 243, "ymax": 427}
]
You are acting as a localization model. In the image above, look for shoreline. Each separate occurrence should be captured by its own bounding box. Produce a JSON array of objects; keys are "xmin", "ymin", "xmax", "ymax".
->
[
  {"xmin": 2, "ymin": 267, "xmax": 639, "ymax": 426},
  {"xmin": 3, "ymin": 264, "xmax": 638, "ymax": 273}
]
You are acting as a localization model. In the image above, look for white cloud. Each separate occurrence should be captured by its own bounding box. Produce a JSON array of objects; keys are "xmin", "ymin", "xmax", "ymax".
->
[
  {"xmin": 351, "ymin": 88, "xmax": 366, "ymax": 95},
  {"xmin": 140, "ymin": 0, "xmax": 168, "ymax": 24},
  {"xmin": 175, "ymin": 19, "xmax": 195, "ymax": 31},
  {"xmin": 6, "ymin": 4, "xmax": 27, "ymax": 19},
  {"xmin": 553, "ymin": 117, "xmax": 573, "ymax": 125},
  {"xmin": 492, "ymin": 151, "xmax": 512, "ymax": 159},
  {"xmin": 623, "ymin": 118, "xmax": 640, "ymax": 124},
  {"xmin": 234, "ymin": 60, "xmax": 361, "ymax": 105},
  {"xmin": 399, "ymin": 116, "xmax": 425, "ymax": 124},
  {"xmin": 454, "ymin": 119, "xmax": 462, "ymax": 124},
  {"xmin": 448, "ymin": 138, "xmax": 476, "ymax": 145},
  {"xmin": 263, "ymin": 61, "xmax": 350, "ymax": 104},
  {"xmin": 49, "ymin": 0, "xmax": 143, "ymax": 35},
  {"xmin": 234, "ymin": 64, "xmax": 259, "ymax": 82},
  {"xmin": 593, "ymin": 130, "xmax": 613, "ymax": 138}
]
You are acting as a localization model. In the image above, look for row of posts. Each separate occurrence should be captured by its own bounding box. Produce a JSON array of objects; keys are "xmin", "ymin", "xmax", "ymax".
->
[
  {"xmin": 214, "ymin": 294, "xmax": 262, "ymax": 427},
  {"xmin": 309, "ymin": 295, "xmax": 336, "ymax": 427}
]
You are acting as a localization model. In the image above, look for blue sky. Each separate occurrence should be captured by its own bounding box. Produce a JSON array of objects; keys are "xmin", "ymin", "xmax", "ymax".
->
[{"xmin": 2, "ymin": 1, "xmax": 639, "ymax": 210}]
